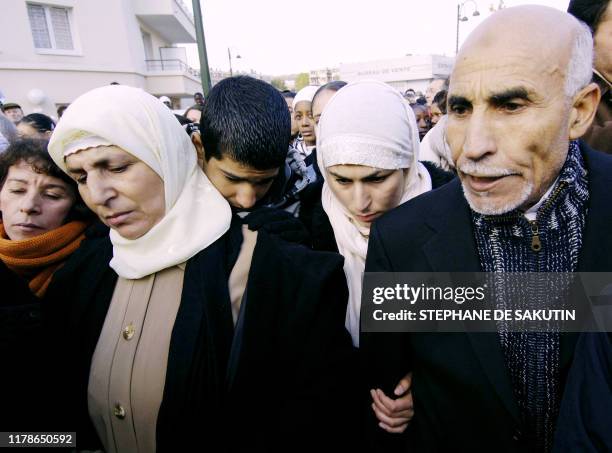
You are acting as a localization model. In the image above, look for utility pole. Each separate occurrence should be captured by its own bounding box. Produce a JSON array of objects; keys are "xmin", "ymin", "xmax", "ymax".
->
[
  {"xmin": 228, "ymin": 48, "xmax": 233, "ymax": 76},
  {"xmin": 192, "ymin": 0, "xmax": 212, "ymax": 94},
  {"xmin": 455, "ymin": 3, "xmax": 461, "ymax": 55}
]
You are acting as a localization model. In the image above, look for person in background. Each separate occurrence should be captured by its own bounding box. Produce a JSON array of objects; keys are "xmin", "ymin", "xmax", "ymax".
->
[
  {"xmin": 312, "ymin": 81, "xmax": 347, "ymax": 126},
  {"xmin": 1, "ymin": 103, "xmax": 24, "ymax": 125},
  {"xmin": 274, "ymin": 81, "xmax": 349, "ymax": 222},
  {"xmin": 16, "ymin": 113, "xmax": 55, "ymax": 139},
  {"xmin": 56, "ymin": 105, "xmax": 68, "ymax": 119},
  {"xmin": 419, "ymin": 114, "xmax": 455, "ymax": 172},
  {"xmin": 568, "ymin": 0, "xmax": 612, "ymax": 153},
  {"xmin": 281, "ymin": 90, "xmax": 299, "ymax": 139},
  {"xmin": 425, "ymin": 78, "xmax": 448, "ymax": 105},
  {"xmin": 293, "ymin": 85, "xmax": 319, "ymax": 150},
  {"xmin": 0, "ymin": 138, "xmax": 92, "ymax": 429},
  {"xmin": 193, "ymin": 91, "xmax": 204, "ymax": 107},
  {"xmin": 0, "ymin": 111, "xmax": 17, "ymax": 152},
  {"xmin": 183, "ymin": 105, "xmax": 203, "ymax": 124},
  {"xmin": 269, "ymin": 85, "xmax": 324, "ymax": 217},
  {"xmin": 159, "ymin": 96, "xmax": 172, "ymax": 109},
  {"xmin": 419, "ymin": 89, "xmax": 455, "ymax": 172},
  {"xmin": 430, "ymin": 89, "xmax": 447, "ymax": 126},
  {"xmin": 410, "ymin": 104, "xmax": 431, "ymax": 140},
  {"xmin": 404, "ymin": 89, "xmax": 417, "ymax": 105}
]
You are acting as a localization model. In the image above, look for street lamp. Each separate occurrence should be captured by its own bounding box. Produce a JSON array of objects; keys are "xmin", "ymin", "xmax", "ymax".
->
[
  {"xmin": 228, "ymin": 47, "xmax": 242, "ymax": 77},
  {"xmin": 456, "ymin": 0, "xmax": 480, "ymax": 54}
]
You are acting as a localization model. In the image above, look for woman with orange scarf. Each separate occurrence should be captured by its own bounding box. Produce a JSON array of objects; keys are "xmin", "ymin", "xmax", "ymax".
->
[
  {"xmin": 0, "ymin": 138, "xmax": 90, "ymax": 296},
  {"xmin": 0, "ymin": 137, "xmax": 92, "ymax": 430}
]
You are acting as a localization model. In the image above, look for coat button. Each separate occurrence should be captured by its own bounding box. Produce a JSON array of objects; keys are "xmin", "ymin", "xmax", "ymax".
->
[
  {"xmin": 113, "ymin": 404, "xmax": 126, "ymax": 420},
  {"xmin": 122, "ymin": 324, "xmax": 135, "ymax": 340}
]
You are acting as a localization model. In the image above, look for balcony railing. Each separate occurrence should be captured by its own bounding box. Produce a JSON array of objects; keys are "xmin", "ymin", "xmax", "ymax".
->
[{"xmin": 145, "ymin": 59, "xmax": 200, "ymax": 77}]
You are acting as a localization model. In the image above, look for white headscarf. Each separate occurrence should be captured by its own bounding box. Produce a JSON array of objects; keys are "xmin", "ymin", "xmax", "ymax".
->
[
  {"xmin": 316, "ymin": 80, "xmax": 432, "ymax": 346},
  {"xmin": 48, "ymin": 85, "xmax": 232, "ymax": 279},
  {"xmin": 291, "ymin": 85, "xmax": 319, "ymax": 109}
]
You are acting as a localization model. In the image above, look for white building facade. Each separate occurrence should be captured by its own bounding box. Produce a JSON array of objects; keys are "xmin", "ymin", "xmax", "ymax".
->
[
  {"xmin": 339, "ymin": 55, "xmax": 454, "ymax": 94},
  {"xmin": 309, "ymin": 67, "xmax": 340, "ymax": 86},
  {"xmin": 0, "ymin": 0, "xmax": 202, "ymax": 118}
]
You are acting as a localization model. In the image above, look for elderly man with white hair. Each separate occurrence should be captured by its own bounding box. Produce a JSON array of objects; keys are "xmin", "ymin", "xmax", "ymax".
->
[{"xmin": 363, "ymin": 5, "xmax": 606, "ymax": 452}]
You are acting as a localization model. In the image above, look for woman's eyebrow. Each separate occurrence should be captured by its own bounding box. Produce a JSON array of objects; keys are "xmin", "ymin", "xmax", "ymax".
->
[
  {"xmin": 5, "ymin": 177, "xmax": 29, "ymax": 184},
  {"xmin": 328, "ymin": 169, "xmax": 390, "ymax": 180},
  {"xmin": 66, "ymin": 157, "xmax": 114, "ymax": 174},
  {"xmin": 41, "ymin": 183, "xmax": 68, "ymax": 191}
]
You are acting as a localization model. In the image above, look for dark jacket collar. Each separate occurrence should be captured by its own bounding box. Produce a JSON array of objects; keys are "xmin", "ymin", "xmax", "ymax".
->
[
  {"xmin": 421, "ymin": 141, "xmax": 612, "ymax": 272},
  {"xmin": 422, "ymin": 178, "xmax": 481, "ymax": 272}
]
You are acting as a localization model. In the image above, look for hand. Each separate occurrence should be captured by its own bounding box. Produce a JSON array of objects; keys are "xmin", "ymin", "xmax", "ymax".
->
[
  {"xmin": 245, "ymin": 207, "xmax": 310, "ymax": 245},
  {"xmin": 370, "ymin": 372, "xmax": 414, "ymax": 434}
]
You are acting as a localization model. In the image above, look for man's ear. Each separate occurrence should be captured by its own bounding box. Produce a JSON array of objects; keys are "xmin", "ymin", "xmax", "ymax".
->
[
  {"xmin": 190, "ymin": 131, "xmax": 205, "ymax": 169},
  {"xmin": 568, "ymin": 82, "xmax": 601, "ymax": 140}
]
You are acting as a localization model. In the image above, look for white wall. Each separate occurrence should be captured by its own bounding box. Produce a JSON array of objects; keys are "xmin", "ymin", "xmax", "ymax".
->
[
  {"xmin": 139, "ymin": 22, "xmax": 171, "ymax": 62},
  {"xmin": 339, "ymin": 55, "xmax": 454, "ymax": 92},
  {"xmin": 0, "ymin": 0, "xmax": 199, "ymax": 115}
]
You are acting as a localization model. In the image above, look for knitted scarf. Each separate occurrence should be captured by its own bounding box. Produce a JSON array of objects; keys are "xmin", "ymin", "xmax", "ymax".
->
[
  {"xmin": 471, "ymin": 140, "xmax": 588, "ymax": 452},
  {"xmin": 0, "ymin": 220, "xmax": 88, "ymax": 297}
]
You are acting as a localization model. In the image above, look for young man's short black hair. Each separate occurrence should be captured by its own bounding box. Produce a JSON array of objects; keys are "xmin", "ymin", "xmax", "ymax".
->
[
  {"xmin": 281, "ymin": 90, "xmax": 296, "ymax": 99},
  {"xmin": 19, "ymin": 113, "xmax": 55, "ymax": 133},
  {"xmin": 200, "ymin": 76, "xmax": 290, "ymax": 170},
  {"xmin": 432, "ymin": 89, "xmax": 448, "ymax": 114}
]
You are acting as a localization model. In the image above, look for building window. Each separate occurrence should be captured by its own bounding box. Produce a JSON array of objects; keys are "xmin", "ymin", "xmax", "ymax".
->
[{"xmin": 27, "ymin": 3, "xmax": 74, "ymax": 51}]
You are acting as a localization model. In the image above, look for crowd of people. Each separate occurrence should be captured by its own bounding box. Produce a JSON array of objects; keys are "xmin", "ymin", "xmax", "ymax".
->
[{"xmin": 0, "ymin": 2, "xmax": 611, "ymax": 452}]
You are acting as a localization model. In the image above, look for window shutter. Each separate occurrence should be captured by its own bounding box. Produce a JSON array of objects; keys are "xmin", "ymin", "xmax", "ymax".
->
[
  {"xmin": 50, "ymin": 7, "xmax": 74, "ymax": 50},
  {"xmin": 27, "ymin": 4, "xmax": 51, "ymax": 49}
]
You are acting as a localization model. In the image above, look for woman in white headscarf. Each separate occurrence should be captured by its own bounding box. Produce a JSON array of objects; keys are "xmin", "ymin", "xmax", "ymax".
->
[
  {"xmin": 316, "ymin": 80, "xmax": 454, "ymax": 432},
  {"xmin": 45, "ymin": 84, "xmax": 233, "ymax": 451}
]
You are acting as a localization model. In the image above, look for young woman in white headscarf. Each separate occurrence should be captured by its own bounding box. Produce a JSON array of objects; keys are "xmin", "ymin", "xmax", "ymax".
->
[
  {"xmin": 43, "ymin": 84, "xmax": 353, "ymax": 451},
  {"xmin": 315, "ymin": 80, "xmax": 454, "ymax": 435}
]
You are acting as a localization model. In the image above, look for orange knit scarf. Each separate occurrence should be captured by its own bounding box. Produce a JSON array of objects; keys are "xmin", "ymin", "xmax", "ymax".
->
[{"xmin": 0, "ymin": 220, "xmax": 88, "ymax": 297}]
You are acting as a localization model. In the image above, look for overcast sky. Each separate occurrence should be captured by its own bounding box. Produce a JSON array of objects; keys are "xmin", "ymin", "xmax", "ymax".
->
[{"xmin": 181, "ymin": 0, "xmax": 570, "ymax": 76}]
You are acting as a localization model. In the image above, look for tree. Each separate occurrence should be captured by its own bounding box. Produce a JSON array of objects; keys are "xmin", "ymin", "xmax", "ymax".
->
[
  {"xmin": 295, "ymin": 73, "xmax": 310, "ymax": 91},
  {"xmin": 271, "ymin": 78, "xmax": 287, "ymax": 91}
]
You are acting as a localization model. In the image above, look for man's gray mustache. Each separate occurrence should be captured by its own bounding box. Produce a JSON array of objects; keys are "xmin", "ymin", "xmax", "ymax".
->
[{"xmin": 457, "ymin": 161, "xmax": 517, "ymax": 178}]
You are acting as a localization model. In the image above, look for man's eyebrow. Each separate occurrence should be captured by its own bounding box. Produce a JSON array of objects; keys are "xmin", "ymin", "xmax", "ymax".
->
[
  {"xmin": 489, "ymin": 87, "xmax": 531, "ymax": 105},
  {"xmin": 221, "ymin": 169, "xmax": 276, "ymax": 183},
  {"xmin": 447, "ymin": 95, "xmax": 471, "ymax": 107}
]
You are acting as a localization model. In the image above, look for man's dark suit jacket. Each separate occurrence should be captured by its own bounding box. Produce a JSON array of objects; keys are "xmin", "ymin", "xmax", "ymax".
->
[{"xmin": 362, "ymin": 142, "xmax": 612, "ymax": 452}]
